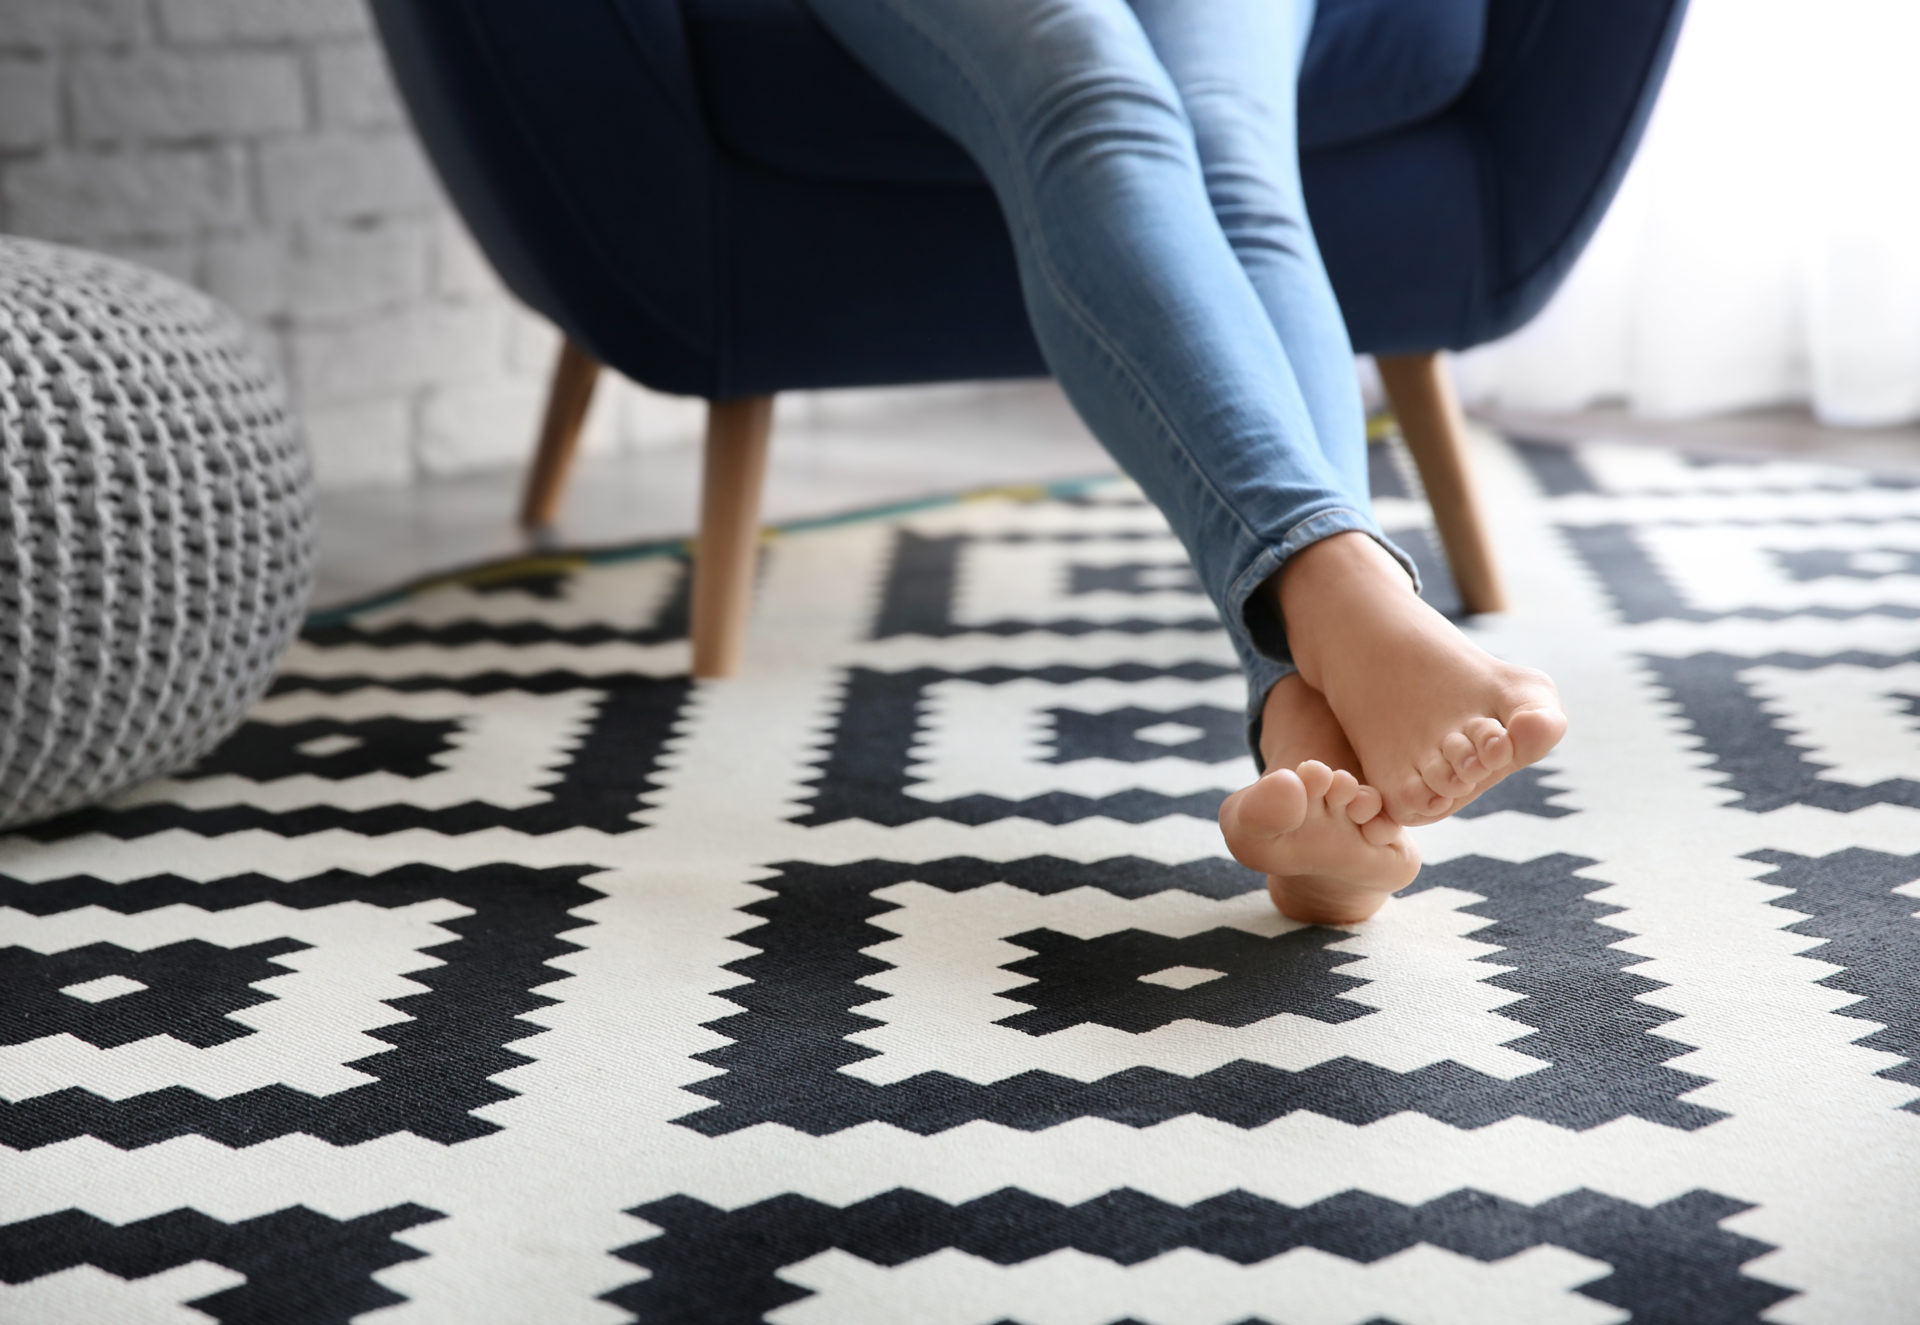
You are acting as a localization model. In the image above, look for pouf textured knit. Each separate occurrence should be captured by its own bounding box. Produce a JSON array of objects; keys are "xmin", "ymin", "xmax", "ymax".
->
[{"xmin": 0, "ymin": 236, "xmax": 314, "ymax": 831}]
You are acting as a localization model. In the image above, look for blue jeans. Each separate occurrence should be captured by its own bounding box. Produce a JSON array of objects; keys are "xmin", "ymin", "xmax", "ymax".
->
[{"xmin": 802, "ymin": 0, "xmax": 1416, "ymax": 758}]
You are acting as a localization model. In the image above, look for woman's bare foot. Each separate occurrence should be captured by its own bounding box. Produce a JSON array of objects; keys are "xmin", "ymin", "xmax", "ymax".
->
[
  {"xmin": 1274, "ymin": 532, "xmax": 1567, "ymax": 826},
  {"xmin": 1219, "ymin": 676, "xmax": 1420, "ymax": 925}
]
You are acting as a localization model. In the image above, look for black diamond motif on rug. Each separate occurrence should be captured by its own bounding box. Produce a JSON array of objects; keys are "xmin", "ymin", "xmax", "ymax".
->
[
  {"xmin": 675, "ymin": 854, "xmax": 1718, "ymax": 1135},
  {"xmin": 1046, "ymin": 703, "xmax": 1244, "ymax": 765},
  {"xmin": 995, "ymin": 924, "xmax": 1368, "ymax": 1035},
  {"xmin": 3, "ymin": 937, "xmax": 305, "ymax": 1049},
  {"xmin": 0, "ymin": 864, "xmax": 601, "ymax": 1149}
]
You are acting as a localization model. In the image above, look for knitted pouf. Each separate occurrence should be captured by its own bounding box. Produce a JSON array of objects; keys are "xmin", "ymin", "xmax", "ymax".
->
[{"xmin": 0, "ymin": 236, "xmax": 314, "ymax": 831}]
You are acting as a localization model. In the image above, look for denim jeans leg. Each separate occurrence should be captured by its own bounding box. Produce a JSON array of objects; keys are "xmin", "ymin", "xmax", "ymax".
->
[{"xmin": 801, "ymin": 0, "xmax": 1415, "ymax": 764}]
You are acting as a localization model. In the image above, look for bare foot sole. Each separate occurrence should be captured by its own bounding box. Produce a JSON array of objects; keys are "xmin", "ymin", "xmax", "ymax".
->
[
  {"xmin": 1278, "ymin": 533, "xmax": 1569, "ymax": 825},
  {"xmin": 1219, "ymin": 759, "xmax": 1421, "ymax": 925}
]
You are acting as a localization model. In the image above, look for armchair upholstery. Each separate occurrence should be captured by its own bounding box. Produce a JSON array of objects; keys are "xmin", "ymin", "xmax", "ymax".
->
[{"xmin": 371, "ymin": 0, "xmax": 1687, "ymax": 398}]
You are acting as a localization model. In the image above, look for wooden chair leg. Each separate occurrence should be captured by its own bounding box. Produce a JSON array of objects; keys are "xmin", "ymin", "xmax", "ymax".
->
[
  {"xmin": 1375, "ymin": 352, "xmax": 1508, "ymax": 615},
  {"xmin": 519, "ymin": 336, "xmax": 602, "ymax": 533},
  {"xmin": 691, "ymin": 395, "xmax": 775, "ymax": 679}
]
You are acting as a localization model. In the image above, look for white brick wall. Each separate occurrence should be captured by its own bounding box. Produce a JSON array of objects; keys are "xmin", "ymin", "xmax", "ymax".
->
[
  {"xmin": 70, "ymin": 51, "xmax": 306, "ymax": 141},
  {"xmin": 0, "ymin": 57, "xmax": 58, "ymax": 150},
  {"xmin": 0, "ymin": 0, "xmax": 705, "ymax": 491}
]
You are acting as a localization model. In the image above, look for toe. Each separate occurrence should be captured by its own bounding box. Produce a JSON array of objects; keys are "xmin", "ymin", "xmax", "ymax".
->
[
  {"xmin": 1219, "ymin": 767, "xmax": 1308, "ymax": 845},
  {"xmin": 1505, "ymin": 702, "xmax": 1569, "ymax": 766},
  {"xmin": 1418, "ymin": 750, "xmax": 1470, "ymax": 798},
  {"xmin": 1464, "ymin": 716, "xmax": 1511, "ymax": 770},
  {"xmin": 1295, "ymin": 759, "xmax": 1336, "ymax": 798},
  {"xmin": 1392, "ymin": 773, "xmax": 1452, "ymax": 824},
  {"xmin": 1345, "ymin": 784, "xmax": 1383, "ymax": 824},
  {"xmin": 1324, "ymin": 769, "xmax": 1360, "ymax": 811},
  {"xmin": 1359, "ymin": 812, "xmax": 1407, "ymax": 848},
  {"xmin": 1441, "ymin": 731, "xmax": 1483, "ymax": 784}
]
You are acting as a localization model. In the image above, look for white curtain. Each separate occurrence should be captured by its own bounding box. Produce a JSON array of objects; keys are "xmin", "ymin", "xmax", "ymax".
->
[{"xmin": 1454, "ymin": 0, "xmax": 1920, "ymax": 428}]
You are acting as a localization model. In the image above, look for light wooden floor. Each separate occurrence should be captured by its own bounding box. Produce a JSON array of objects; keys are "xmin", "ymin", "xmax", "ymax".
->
[{"xmin": 314, "ymin": 382, "xmax": 1920, "ymax": 610}]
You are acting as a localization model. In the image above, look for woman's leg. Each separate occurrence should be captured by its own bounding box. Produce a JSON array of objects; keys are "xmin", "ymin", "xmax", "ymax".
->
[
  {"xmin": 804, "ymin": 0, "xmax": 1418, "ymax": 918},
  {"xmin": 1110, "ymin": 0, "xmax": 1564, "ymax": 825},
  {"xmin": 800, "ymin": 0, "xmax": 1399, "ymax": 733},
  {"xmin": 1126, "ymin": 1, "xmax": 1564, "ymax": 828},
  {"xmin": 1127, "ymin": 0, "xmax": 1368, "ymax": 509},
  {"xmin": 804, "ymin": 0, "xmax": 1564, "ymax": 864}
]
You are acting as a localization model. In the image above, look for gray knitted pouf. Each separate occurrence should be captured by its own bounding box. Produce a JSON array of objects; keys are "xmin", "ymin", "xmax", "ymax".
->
[{"xmin": 0, "ymin": 236, "xmax": 315, "ymax": 831}]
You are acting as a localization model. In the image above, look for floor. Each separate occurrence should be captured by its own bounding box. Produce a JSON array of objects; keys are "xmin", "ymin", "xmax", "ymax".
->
[
  {"xmin": 314, "ymin": 383, "xmax": 1106, "ymax": 609},
  {"xmin": 313, "ymin": 380, "xmax": 1920, "ymax": 610}
]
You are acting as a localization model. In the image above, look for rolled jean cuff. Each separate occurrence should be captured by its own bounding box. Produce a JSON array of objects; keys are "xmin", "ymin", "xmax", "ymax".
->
[{"xmin": 1227, "ymin": 506, "xmax": 1419, "ymax": 771}]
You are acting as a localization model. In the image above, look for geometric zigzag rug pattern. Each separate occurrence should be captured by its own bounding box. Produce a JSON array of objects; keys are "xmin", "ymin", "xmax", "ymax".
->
[{"xmin": 4, "ymin": 430, "xmax": 1919, "ymax": 1324}]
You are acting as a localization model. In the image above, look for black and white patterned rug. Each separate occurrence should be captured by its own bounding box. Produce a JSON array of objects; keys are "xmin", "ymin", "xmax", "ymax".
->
[{"xmin": 4, "ymin": 431, "xmax": 1919, "ymax": 1324}]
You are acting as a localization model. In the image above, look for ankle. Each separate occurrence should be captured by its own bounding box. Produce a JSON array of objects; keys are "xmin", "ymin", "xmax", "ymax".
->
[{"xmin": 1273, "ymin": 533, "xmax": 1410, "ymax": 684}]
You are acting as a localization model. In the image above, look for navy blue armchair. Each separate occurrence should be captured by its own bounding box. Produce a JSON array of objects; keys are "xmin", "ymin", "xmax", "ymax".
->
[{"xmin": 371, "ymin": 0, "xmax": 1686, "ymax": 674}]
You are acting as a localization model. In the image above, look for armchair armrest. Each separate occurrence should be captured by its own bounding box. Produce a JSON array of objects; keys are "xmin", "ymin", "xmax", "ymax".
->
[
  {"xmin": 1461, "ymin": 0, "xmax": 1688, "ymax": 340},
  {"xmin": 371, "ymin": 0, "xmax": 723, "ymax": 395}
]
